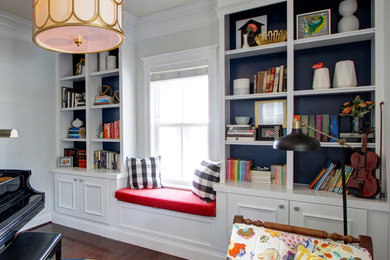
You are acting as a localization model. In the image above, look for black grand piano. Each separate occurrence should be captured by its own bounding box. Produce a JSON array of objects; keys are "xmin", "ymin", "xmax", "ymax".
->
[{"xmin": 0, "ymin": 170, "xmax": 62, "ymax": 260}]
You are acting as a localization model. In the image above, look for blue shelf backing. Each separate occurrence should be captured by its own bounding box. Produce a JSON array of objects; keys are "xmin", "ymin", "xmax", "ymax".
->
[
  {"xmin": 103, "ymin": 142, "xmax": 120, "ymax": 153},
  {"xmin": 294, "ymin": 41, "xmax": 372, "ymax": 91},
  {"xmin": 229, "ymin": 145, "xmax": 286, "ymax": 169}
]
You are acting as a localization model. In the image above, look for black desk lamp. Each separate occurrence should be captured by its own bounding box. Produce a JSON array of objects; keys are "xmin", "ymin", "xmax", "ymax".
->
[{"xmin": 274, "ymin": 119, "xmax": 363, "ymax": 237}]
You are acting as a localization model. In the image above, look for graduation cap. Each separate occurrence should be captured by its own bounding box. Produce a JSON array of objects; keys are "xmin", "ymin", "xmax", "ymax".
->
[{"xmin": 238, "ymin": 19, "xmax": 265, "ymax": 47}]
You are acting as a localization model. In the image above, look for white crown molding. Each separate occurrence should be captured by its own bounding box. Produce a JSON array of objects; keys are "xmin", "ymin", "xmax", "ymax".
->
[
  {"xmin": 123, "ymin": 10, "xmax": 137, "ymax": 44},
  {"xmin": 136, "ymin": 0, "xmax": 218, "ymax": 42},
  {"xmin": 0, "ymin": 10, "xmax": 33, "ymax": 44}
]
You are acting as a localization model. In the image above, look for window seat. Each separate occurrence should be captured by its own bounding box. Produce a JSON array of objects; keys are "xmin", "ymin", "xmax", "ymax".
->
[{"xmin": 115, "ymin": 187, "xmax": 216, "ymax": 217}]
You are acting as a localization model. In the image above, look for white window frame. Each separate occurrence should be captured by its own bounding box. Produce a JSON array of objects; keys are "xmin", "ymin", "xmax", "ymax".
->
[{"xmin": 141, "ymin": 46, "xmax": 220, "ymax": 186}]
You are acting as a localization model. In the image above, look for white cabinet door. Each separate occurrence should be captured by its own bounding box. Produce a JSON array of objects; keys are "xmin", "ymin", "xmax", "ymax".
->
[
  {"xmin": 228, "ymin": 194, "xmax": 289, "ymax": 225},
  {"xmin": 289, "ymin": 201, "xmax": 367, "ymax": 237},
  {"xmin": 79, "ymin": 176, "xmax": 109, "ymax": 224},
  {"xmin": 54, "ymin": 173, "xmax": 80, "ymax": 217}
]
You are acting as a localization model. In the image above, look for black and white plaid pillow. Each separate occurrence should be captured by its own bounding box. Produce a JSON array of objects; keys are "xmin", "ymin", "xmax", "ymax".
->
[
  {"xmin": 192, "ymin": 160, "xmax": 221, "ymax": 202},
  {"xmin": 127, "ymin": 157, "xmax": 162, "ymax": 189}
]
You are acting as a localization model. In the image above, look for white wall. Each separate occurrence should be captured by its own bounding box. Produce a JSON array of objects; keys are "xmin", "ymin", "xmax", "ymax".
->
[
  {"xmin": 0, "ymin": 22, "xmax": 55, "ymax": 222},
  {"xmin": 135, "ymin": 0, "xmax": 219, "ymax": 157}
]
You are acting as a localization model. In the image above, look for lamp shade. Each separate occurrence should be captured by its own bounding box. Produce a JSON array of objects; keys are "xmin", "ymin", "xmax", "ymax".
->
[
  {"xmin": 33, "ymin": 0, "xmax": 125, "ymax": 54},
  {"xmin": 273, "ymin": 121, "xmax": 320, "ymax": 151}
]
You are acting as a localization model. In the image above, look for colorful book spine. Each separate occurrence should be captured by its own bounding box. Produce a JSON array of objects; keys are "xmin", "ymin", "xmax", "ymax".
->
[
  {"xmin": 301, "ymin": 115, "xmax": 309, "ymax": 135},
  {"xmin": 330, "ymin": 115, "xmax": 339, "ymax": 142},
  {"xmin": 273, "ymin": 66, "xmax": 280, "ymax": 92},
  {"xmin": 315, "ymin": 114, "xmax": 322, "ymax": 141},
  {"xmin": 322, "ymin": 114, "xmax": 330, "ymax": 142},
  {"xmin": 278, "ymin": 65, "xmax": 285, "ymax": 92},
  {"xmin": 308, "ymin": 115, "xmax": 315, "ymax": 138}
]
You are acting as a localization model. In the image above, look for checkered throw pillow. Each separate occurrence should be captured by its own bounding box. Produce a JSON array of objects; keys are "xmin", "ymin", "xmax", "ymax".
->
[
  {"xmin": 192, "ymin": 160, "xmax": 221, "ymax": 202},
  {"xmin": 127, "ymin": 157, "xmax": 162, "ymax": 189}
]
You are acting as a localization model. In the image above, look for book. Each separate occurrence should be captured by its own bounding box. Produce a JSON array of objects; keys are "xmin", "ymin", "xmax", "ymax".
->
[
  {"xmin": 308, "ymin": 115, "xmax": 315, "ymax": 138},
  {"xmin": 256, "ymin": 71, "xmax": 266, "ymax": 93},
  {"xmin": 268, "ymin": 67, "xmax": 276, "ymax": 93},
  {"xmin": 315, "ymin": 114, "xmax": 322, "ymax": 141},
  {"xmin": 282, "ymin": 67, "xmax": 287, "ymax": 92},
  {"xmin": 330, "ymin": 115, "xmax": 339, "ymax": 142},
  {"xmin": 266, "ymin": 68, "xmax": 272, "ymax": 92},
  {"xmin": 301, "ymin": 115, "xmax": 309, "ymax": 135},
  {"xmin": 322, "ymin": 114, "xmax": 330, "ymax": 142},
  {"xmin": 308, "ymin": 167, "xmax": 326, "ymax": 189},
  {"xmin": 314, "ymin": 162, "xmax": 336, "ymax": 190},
  {"xmin": 278, "ymin": 65, "xmax": 285, "ymax": 92},
  {"xmin": 273, "ymin": 66, "xmax": 280, "ymax": 92},
  {"xmin": 262, "ymin": 71, "xmax": 268, "ymax": 93}
]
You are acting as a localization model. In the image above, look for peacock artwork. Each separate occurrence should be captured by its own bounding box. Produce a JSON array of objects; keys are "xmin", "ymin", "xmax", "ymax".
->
[{"xmin": 297, "ymin": 9, "xmax": 331, "ymax": 39}]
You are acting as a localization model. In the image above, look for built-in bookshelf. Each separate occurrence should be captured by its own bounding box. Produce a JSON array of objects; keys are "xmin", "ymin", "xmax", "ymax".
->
[
  {"xmin": 219, "ymin": 0, "xmax": 381, "ymax": 191},
  {"xmin": 56, "ymin": 46, "xmax": 134, "ymax": 172}
]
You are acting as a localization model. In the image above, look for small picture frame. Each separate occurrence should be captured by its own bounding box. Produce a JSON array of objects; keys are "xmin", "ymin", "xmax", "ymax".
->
[
  {"xmin": 255, "ymin": 100, "xmax": 287, "ymax": 128},
  {"xmin": 296, "ymin": 9, "xmax": 331, "ymax": 39},
  {"xmin": 235, "ymin": 15, "xmax": 268, "ymax": 48},
  {"xmin": 257, "ymin": 125, "xmax": 283, "ymax": 140},
  {"xmin": 57, "ymin": 156, "xmax": 73, "ymax": 167}
]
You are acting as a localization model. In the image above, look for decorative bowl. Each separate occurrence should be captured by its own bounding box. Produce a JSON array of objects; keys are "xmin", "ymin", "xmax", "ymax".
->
[
  {"xmin": 255, "ymin": 30, "xmax": 287, "ymax": 46},
  {"xmin": 235, "ymin": 117, "xmax": 250, "ymax": 125}
]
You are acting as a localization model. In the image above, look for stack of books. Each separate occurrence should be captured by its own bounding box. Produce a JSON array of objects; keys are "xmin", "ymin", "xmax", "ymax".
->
[
  {"xmin": 94, "ymin": 95, "xmax": 113, "ymax": 105},
  {"xmin": 253, "ymin": 65, "xmax": 287, "ymax": 94},
  {"xmin": 94, "ymin": 150, "xmax": 120, "ymax": 170},
  {"xmin": 226, "ymin": 125, "xmax": 255, "ymax": 141},
  {"xmin": 250, "ymin": 169, "xmax": 272, "ymax": 184},
  {"xmin": 103, "ymin": 120, "xmax": 120, "ymax": 139},
  {"xmin": 67, "ymin": 127, "xmax": 86, "ymax": 139},
  {"xmin": 226, "ymin": 159, "xmax": 253, "ymax": 182},
  {"xmin": 61, "ymin": 87, "xmax": 85, "ymax": 108},
  {"xmin": 271, "ymin": 164, "xmax": 287, "ymax": 185},
  {"xmin": 64, "ymin": 148, "xmax": 86, "ymax": 168},
  {"xmin": 296, "ymin": 114, "xmax": 339, "ymax": 142},
  {"xmin": 309, "ymin": 162, "xmax": 355, "ymax": 193}
]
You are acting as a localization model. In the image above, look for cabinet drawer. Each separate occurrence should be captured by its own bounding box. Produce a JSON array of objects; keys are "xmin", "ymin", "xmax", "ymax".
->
[
  {"xmin": 290, "ymin": 201, "xmax": 367, "ymax": 237},
  {"xmin": 227, "ymin": 194, "xmax": 288, "ymax": 225}
]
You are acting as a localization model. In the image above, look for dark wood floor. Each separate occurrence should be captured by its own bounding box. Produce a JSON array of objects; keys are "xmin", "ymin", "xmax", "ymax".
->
[{"xmin": 32, "ymin": 223, "xmax": 185, "ymax": 260}]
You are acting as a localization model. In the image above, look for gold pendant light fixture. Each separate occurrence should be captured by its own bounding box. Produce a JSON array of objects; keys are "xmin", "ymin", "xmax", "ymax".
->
[{"xmin": 33, "ymin": 0, "xmax": 125, "ymax": 54}]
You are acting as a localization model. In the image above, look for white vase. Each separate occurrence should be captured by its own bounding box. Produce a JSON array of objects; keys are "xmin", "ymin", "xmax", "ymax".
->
[
  {"xmin": 333, "ymin": 60, "xmax": 357, "ymax": 88},
  {"xmin": 242, "ymin": 34, "xmax": 250, "ymax": 48},
  {"xmin": 99, "ymin": 51, "xmax": 109, "ymax": 71},
  {"xmin": 312, "ymin": 68, "xmax": 331, "ymax": 89},
  {"xmin": 107, "ymin": 55, "xmax": 117, "ymax": 70},
  {"xmin": 233, "ymin": 78, "xmax": 250, "ymax": 95},
  {"xmin": 338, "ymin": 0, "xmax": 359, "ymax": 32}
]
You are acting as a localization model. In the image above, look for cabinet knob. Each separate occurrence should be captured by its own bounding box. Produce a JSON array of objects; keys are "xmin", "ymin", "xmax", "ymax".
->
[
  {"xmin": 73, "ymin": 178, "xmax": 77, "ymax": 181},
  {"xmin": 79, "ymin": 179, "xmax": 84, "ymax": 182},
  {"xmin": 278, "ymin": 204, "xmax": 284, "ymax": 209},
  {"xmin": 294, "ymin": 206, "xmax": 300, "ymax": 211}
]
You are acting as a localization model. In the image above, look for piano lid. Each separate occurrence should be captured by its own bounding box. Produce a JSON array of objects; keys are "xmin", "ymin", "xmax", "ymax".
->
[{"xmin": 0, "ymin": 170, "xmax": 44, "ymax": 247}]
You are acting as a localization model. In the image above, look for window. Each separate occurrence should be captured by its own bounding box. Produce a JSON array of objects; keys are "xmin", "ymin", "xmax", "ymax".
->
[{"xmin": 142, "ymin": 46, "xmax": 219, "ymax": 187}]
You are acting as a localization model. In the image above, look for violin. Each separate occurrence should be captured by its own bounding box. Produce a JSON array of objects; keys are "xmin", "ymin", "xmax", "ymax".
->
[{"xmin": 347, "ymin": 128, "xmax": 380, "ymax": 198}]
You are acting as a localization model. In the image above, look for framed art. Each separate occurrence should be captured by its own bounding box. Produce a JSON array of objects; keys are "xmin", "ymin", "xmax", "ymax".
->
[
  {"xmin": 257, "ymin": 125, "xmax": 283, "ymax": 140},
  {"xmin": 236, "ymin": 15, "xmax": 267, "ymax": 48},
  {"xmin": 57, "ymin": 156, "xmax": 73, "ymax": 167},
  {"xmin": 296, "ymin": 9, "xmax": 331, "ymax": 39},
  {"xmin": 255, "ymin": 99, "xmax": 287, "ymax": 128}
]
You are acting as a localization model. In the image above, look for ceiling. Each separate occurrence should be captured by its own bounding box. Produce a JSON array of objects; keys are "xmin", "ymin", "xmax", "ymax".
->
[{"xmin": 0, "ymin": 0, "xmax": 199, "ymax": 21}]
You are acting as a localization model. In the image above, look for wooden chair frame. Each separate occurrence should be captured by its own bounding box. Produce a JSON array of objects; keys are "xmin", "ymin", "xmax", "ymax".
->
[{"xmin": 231, "ymin": 215, "xmax": 373, "ymax": 259}]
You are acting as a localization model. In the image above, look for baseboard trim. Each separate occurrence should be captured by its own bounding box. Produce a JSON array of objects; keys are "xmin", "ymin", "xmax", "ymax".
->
[
  {"xmin": 52, "ymin": 213, "xmax": 225, "ymax": 260},
  {"xmin": 20, "ymin": 213, "xmax": 52, "ymax": 231}
]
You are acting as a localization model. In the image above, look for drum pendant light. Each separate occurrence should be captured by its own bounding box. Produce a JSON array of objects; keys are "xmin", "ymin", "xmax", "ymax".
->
[{"xmin": 33, "ymin": 0, "xmax": 125, "ymax": 54}]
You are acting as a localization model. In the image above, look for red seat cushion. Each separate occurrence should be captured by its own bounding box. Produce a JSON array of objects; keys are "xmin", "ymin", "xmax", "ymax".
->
[{"xmin": 115, "ymin": 188, "xmax": 216, "ymax": 217}]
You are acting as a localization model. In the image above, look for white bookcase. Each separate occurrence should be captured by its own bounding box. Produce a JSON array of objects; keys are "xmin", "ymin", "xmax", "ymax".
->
[
  {"xmin": 216, "ymin": 0, "xmax": 389, "ymax": 258},
  {"xmin": 55, "ymin": 41, "xmax": 135, "ymax": 173}
]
